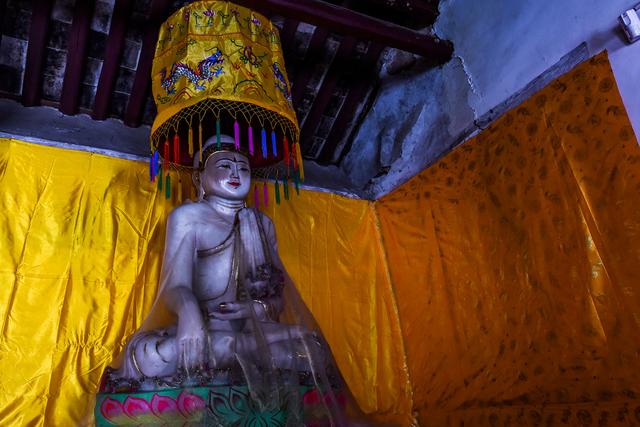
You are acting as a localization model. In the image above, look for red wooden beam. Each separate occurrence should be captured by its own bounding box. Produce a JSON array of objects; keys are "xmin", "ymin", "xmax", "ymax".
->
[
  {"xmin": 59, "ymin": 0, "xmax": 95, "ymax": 115},
  {"xmin": 232, "ymin": 0, "xmax": 451, "ymax": 60},
  {"xmin": 22, "ymin": 0, "xmax": 54, "ymax": 106},
  {"xmin": 124, "ymin": 0, "xmax": 171, "ymax": 128},
  {"xmin": 291, "ymin": 27, "xmax": 329, "ymax": 107},
  {"xmin": 92, "ymin": 0, "xmax": 133, "ymax": 120},
  {"xmin": 299, "ymin": 36, "xmax": 357, "ymax": 151},
  {"xmin": 317, "ymin": 42, "xmax": 383, "ymax": 164}
]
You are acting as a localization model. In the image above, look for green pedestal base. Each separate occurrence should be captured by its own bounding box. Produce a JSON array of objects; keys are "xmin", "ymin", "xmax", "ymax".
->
[{"xmin": 96, "ymin": 385, "xmax": 322, "ymax": 426}]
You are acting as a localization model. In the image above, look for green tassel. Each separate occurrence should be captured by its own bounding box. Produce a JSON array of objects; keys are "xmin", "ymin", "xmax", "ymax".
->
[
  {"xmin": 216, "ymin": 117, "xmax": 221, "ymax": 149},
  {"xmin": 274, "ymin": 179, "xmax": 281, "ymax": 204},
  {"xmin": 283, "ymin": 177, "xmax": 289, "ymax": 200},
  {"xmin": 157, "ymin": 165, "xmax": 163, "ymax": 192},
  {"xmin": 294, "ymin": 170, "xmax": 300, "ymax": 195},
  {"xmin": 165, "ymin": 174, "xmax": 171, "ymax": 199}
]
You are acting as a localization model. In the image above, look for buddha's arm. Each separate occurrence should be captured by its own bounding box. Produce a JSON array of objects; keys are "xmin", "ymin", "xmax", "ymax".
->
[
  {"xmin": 262, "ymin": 215, "xmax": 289, "ymax": 320},
  {"xmin": 158, "ymin": 208, "xmax": 205, "ymax": 368},
  {"xmin": 159, "ymin": 209, "xmax": 198, "ymax": 314}
]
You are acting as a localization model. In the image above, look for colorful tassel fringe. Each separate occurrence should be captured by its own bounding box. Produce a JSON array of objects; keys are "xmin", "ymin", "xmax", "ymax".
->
[
  {"xmin": 295, "ymin": 142, "xmax": 305, "ymax": 181},
  {"xmin": 283, "ymin": 177, "xmax": 289, "ymax": 200},
  {"xmin": 149, "ymin": 153, "xmax": 155, "ymax": 182},
  {"xmin": 216, "ymin": 117, "xmax": 221, "ymax": 150},
  {"xmin": 248, "ymin": 126, "xmax": 254, "ymax": 156},
  {"xmin": 163, "ymin": 138, "xmax": 170, "ymax": 163},
  {"xmin": 157, "ymin": 165, "xmax": 163, "ymax": 191},
  {"xmin": 271, "ymin": 131, "xmax": 277, "ymax": 157},
  {"xmin": 274, "ymin": 178, "xmax": 281, "ymax": 205},
  {"xmin": 261, "ymin": 128, "xmax": 267, "ymax": 159},
  {"xmin": 198, "ymin": 123, "xmax": 203, "ymax": 163},
  {"xmin": 173, "ymin": 134, "xmax": 180, "ymax": 163},
  {"xmin": 233, "ymin": 120, "xmax": 240, "ymax": 150},
  {"xmin": 294, "ymin": 170, "xmax": 300, "ymax": 195},
  {"xmin": 283, "ymin": 136, "xmax": 290, "ymax": 173}
]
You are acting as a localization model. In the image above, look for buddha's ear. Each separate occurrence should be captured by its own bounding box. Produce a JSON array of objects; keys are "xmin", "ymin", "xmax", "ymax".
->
[
  {"xmin": 191, "ymin": 170, "xmax": 200, "ymax": 188},
  {"xmin": 192, "ymin": 170, "xmax": 204, "ymax": 201}
]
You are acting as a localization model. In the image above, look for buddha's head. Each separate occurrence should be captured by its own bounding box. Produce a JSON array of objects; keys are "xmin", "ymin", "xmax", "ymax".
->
[{"xmin": 193, "ymin": 135, "xmax": 251, "ymax": 201}]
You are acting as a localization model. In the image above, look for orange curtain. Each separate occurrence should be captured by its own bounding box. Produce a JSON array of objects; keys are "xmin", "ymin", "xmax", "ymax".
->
[{"xmin": 376, "ymin": 52, "xmax": 640, "ymax": 425}]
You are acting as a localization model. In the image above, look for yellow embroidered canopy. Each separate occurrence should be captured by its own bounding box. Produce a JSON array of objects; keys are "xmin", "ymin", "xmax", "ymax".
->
[{"xmin": 150, "ymin": 1, "xmax": 301, "ymax": 171}]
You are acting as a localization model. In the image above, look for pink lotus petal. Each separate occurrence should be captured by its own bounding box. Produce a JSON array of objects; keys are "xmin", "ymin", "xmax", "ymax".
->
[
  {"xmin": 123, "ymin": 396, "xmax": 153, "ymax": 418},
  {"xmin": 100, "ymin": 397, "xmax": 125, "ymax": 422},
  {"xmin": 150, "ymin": 394, "xmax": 179, "ymax": 418},
  {"xmin": 177, "ymin": 390, "xmax": 205, "ymax": 417}
]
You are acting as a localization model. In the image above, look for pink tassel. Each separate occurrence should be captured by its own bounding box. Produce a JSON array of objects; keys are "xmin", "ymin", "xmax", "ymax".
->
[
  {"xmin": 253, "ymin": 184, "xmax": 260, "ymax": 208},
  {"xmin": 263, "ymin": 181, "xmax": 268, "ymax": 207},
  {"xmin": 233, "ymin": 120, "xmax": 240, "ymax": 150},
  {"xmin": 248, "ymin": 126, "xmax": 254, "ymax": 156}
]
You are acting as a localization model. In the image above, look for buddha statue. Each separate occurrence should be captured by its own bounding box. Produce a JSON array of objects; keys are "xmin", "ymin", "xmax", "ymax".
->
[{"xmin": 98, "ymin": 136, "xmax": 354, "ymax": 426}]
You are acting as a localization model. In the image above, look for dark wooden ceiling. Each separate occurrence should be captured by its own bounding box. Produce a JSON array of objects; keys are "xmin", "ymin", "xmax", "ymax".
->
[{"xmin": 0, "ymin": 0, "xmax": 451, "ymax": 165}]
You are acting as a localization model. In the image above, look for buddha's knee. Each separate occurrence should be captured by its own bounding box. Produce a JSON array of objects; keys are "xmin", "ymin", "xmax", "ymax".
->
[
  {"xmin": 209, "ymin": 334, "xmax": 236, "ymax": 368},
  {"xmin": 132, "ymin": 333, "xmax": 177, "ymax": 377}
]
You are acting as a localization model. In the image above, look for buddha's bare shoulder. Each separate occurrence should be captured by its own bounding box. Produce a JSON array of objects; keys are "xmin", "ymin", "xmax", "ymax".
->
[{"xmin": 168, "ymin": 200, "xmax": 213, "ymax": 224}]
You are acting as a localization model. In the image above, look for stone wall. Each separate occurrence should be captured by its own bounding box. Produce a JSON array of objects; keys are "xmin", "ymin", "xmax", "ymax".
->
[{"xmin": 344, "ymin": 0, "xmax": 640, "ymax": 198}]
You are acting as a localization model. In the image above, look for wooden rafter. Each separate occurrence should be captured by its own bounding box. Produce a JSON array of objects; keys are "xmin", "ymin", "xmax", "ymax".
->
[
  {"xmin": 93, "ymin": 0, "xmax": 133, "ymax": 120},
  {"xmin": 22, "ymin": 0, "xmax": 54, "ymax": 107},
  {"xmin": 279, "ymin": 18, "xmax": 300, "ymax": 51},
  {"xmin": 299, "ymin": 36, "xmax": 357, "ymax": 151},
  {"xmin": 317, "ymin": 42, "xmax": 384, "ymax": 164},
  {"xmin": 59, "ymin": 0, "xmax": 95, "ymax": 115},
  {"xmin": 124, "ymin": 0, "xmax": 171, "ymax": 128},
  {"xmin": 291, "ymin": 27, "xmax": 329, "ymax": 107},
  {"xmin": 232, "ymin": 0, "xmax": 452, "ymax": 60}
]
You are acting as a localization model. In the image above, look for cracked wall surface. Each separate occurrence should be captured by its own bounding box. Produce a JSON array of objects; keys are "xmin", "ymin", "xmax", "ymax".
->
[{"xmin": 345, "ymin": 0, "xmax": 640, "ymax": 199}]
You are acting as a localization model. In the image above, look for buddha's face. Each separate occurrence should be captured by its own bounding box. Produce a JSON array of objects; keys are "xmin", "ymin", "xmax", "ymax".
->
[{"xmin": 200, "ymin": 151, "xmax": 251, "ymax": 200}]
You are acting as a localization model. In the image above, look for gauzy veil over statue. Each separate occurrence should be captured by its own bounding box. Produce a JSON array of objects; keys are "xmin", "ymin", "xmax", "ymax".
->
[{"xmin": 97, "ymin": 137, "xmax": 364, "ymax": 426}]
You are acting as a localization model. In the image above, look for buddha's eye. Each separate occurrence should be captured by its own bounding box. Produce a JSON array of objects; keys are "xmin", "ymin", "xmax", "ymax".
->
[
  {"xmin": 218, "ymin": 164, "xmax": 231, "ymax": 169},
  {"xmin": 240, "ymin": 167, "xmax": 249, "ymax": 172}
]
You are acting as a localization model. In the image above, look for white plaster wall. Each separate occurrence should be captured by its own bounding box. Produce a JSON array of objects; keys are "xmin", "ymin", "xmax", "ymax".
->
[
  {"xmin": 435, "ymin": 0, "xmax": 640, "ymax": 139},
  {"xmin": 345, "ymin": 0, "xmax": 640, "ymax": 198}
]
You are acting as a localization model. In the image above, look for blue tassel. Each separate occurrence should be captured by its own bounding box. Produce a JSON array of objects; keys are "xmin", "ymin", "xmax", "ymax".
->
[
  {"xmin": 149, "ymin": 153, "xmax": 155, "ymax": 182},
  {"xmin": 261, "ymin": 128, "xmax": 267, "ymax": 158},
  {"xmin": 271, "ymin": 131, "xmax": 277, "ymax": 157},
  {"xmin": 153, "ymin": 150, "xmax": 160, "ymax": 175}
]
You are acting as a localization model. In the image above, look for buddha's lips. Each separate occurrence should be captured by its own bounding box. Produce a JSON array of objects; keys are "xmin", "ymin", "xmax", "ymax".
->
[{"xmin": 228, "ymin": 181, "xmax": 240, "ymax": 188}]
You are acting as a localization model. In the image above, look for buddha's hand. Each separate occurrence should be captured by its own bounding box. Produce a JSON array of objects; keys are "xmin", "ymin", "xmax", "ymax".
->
[
  {"xmin": 209, "ymin": 302, "xmax": 254, "ymax": 320},
  {"xmin": 176, "ymin": 311, "xmax": 206, "ymax": 373}
]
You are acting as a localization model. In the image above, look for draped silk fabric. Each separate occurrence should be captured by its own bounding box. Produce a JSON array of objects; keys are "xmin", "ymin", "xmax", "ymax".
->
[
  {"xmin": 376, "ymin": 52, "xmax": 640, "ymax": 425},
  {"xmin": 0, "ymin": 51, "xmax": 639, "ymax": 426},
  {"xmin": 0, "ymin": 140, "xmax": 411, "ymax": 425}
]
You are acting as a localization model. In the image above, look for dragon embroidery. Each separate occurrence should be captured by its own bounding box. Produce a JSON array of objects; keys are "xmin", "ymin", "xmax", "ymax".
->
[
  {"xmin": 160, "ymin": 48, "xmax": 225, "ymax": 95},
  {"xmin": 272, "ymin": 62, "xmax": 292, "ymax": 103}
]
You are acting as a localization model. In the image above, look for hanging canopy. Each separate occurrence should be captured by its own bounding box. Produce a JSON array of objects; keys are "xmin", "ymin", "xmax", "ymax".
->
[{"xmin": 150, "ymin": 1, "xmax": 299, "ymax": 169}]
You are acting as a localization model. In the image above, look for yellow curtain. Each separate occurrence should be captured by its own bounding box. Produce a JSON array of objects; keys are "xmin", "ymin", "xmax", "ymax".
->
[
  {"xmin": 1, "ymin": 51, "xmax": 639, "ymax": 426},
  {"xmin": 0, "ymin": 139, "xmax": 411, "ymax": 426},
  {"xmin": 375, "ymin": 52, "xmax": 640, "ymax": 425}
]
